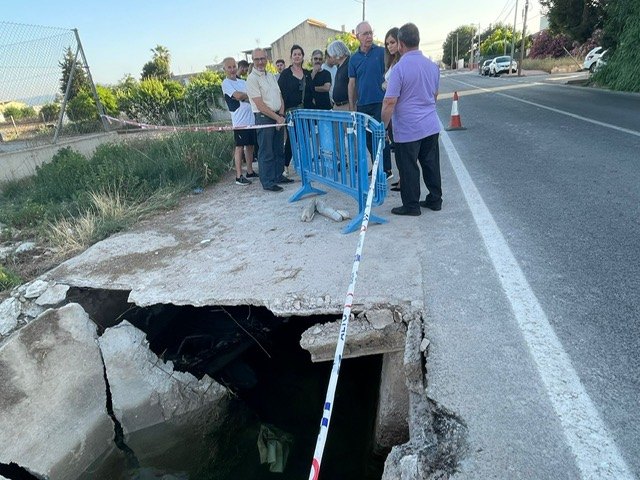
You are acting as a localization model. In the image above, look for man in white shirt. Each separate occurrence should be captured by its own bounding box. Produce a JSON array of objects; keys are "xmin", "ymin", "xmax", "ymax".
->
[
  {"xmin": 321, "ymin": 50, "xmax": 337, "ymax": 103},
  {"xmin": 222, "ymin": 57, "xmax": 258, "ymax": 185},
  {"xmin": 246, "ymin": 48, "xmax": 293, "ymax": 192}
]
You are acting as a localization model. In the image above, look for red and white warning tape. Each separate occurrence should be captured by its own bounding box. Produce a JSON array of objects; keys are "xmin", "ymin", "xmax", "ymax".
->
[
  {"xmin": 308, "ymin": 138, "xmax": 384, "ymax": 480},
  {"xmin": 101, "ymin": 115, "xmax": 285, "ymax": 132}
]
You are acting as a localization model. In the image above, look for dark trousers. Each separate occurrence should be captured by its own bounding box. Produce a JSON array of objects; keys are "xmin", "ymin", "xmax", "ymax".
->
[
  {"xmin": 255, "ymin": 113, "xmax": 285, "ymax": 189},
  {"xmin": 357, "ymin": 102, "xmax": 392, "ymax": 172},
  {"xmin": 395, "ymin": 133, "xmax": 441, "ymax": 210}
]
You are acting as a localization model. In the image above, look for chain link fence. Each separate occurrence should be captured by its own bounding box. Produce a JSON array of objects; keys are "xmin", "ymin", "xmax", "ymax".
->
[{"xmin": 0, "ymin": 21, "xmax": 105, "ymax": 152}]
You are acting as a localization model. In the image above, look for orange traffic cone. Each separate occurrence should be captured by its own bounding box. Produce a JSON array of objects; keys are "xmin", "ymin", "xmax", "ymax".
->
[{"xmin": 446, "ymin": 91, "xmax": 466, "ymax": 131}]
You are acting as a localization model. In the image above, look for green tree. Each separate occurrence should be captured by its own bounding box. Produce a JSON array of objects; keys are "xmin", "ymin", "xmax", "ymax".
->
[
  {"xmin": 540, "ymin": 0, "xmax": 606, "ymax": 43},
  {"xmin": 182, "ymin": 71, "xmax": 224, "ymax": 123},
  {"xmin": 141, "ymin": 44, "xmax": 171, "ymax": 80},
  {"xmin": 480, "ymin": 26, "xmax": 522, "ymax": 56},
  {"xmin": 124, "ymin": 77, "xmax": 172, "ymax": 123},
  {"xmin": 59, "ymin": 46, "xmax": 89, "ymax": 99},
  {"xmin": 442, "ymin": 25, "xmax": 476, "ymax": 67},
  {"xmin": 326, "ymin": 31, "xmax": 359, "ymax": 53}
]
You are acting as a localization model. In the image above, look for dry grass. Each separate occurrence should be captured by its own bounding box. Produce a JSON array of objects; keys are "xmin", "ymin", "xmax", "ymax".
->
[
  {"xmin": 48, "ymin": 211, "xmax": 98, "ymax": 255},
  {"xmin": 522, "ymin": 57, "xmax": 584, "ymax": 73},
  {"xmin": 46, "ymin": 187, "xmax": 182, "ymax": 256}
]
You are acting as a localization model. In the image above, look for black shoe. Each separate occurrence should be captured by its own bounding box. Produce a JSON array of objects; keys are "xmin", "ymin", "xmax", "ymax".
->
[
  {"xmin": 391, "ymin": 181, "xmax": 400, "ymax": 188},
  {"xmin": 263, "ymin": 185, "xmax": 283, "ymax": 192},
  {"xmin": 391, "ymin": 206, "xmax": 421, "ymax": 216},
  {"xmin": 277, "ymin": 177, "xmax": 294, "ymax": 184},
  {"xmin": 390, "ymin": 185, "xmax": 401, "ymax": 192},
  {"xmin": 419, "ymin": 200, "xmax": 442, "ymax": 211},
  {"xmin": 246, "ymin": 171, "xmax": 259, "ymax": 178}
]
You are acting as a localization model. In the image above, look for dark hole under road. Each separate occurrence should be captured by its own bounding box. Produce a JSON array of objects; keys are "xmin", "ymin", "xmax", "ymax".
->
[{"xmin": 75, "ymin": 296, "xmax": 387, "ymax": 480}]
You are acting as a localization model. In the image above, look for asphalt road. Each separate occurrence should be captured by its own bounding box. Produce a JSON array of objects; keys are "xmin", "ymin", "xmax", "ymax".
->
[{"xmin": 422, "ymin": 71, "xmax": 639, "ymax": 479}]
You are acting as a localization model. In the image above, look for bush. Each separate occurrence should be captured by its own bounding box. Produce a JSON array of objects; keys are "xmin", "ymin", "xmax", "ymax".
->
[
  {"xmin": 594, "ymin": 16, "xmax": 640, "ymax": 92},
  {"xmin": 67, "ymin": 90, "xmax": 97, "ymax": 122},
  {"xmin": 40, "ymin": 103, "xmax": 61, "ymax": 122},
  {"xmin": 20, "ymin": 106, "xmax": 37, "ymax": 119},
  {"xmin": 0, "ymin": 132, "xmax": 234, "ymax": 234},
  {"xmin": 32, "ymin": 147, "xmax": 91, "ymax": 204},
  {"xmin": 3, "ymin": 105, "xmax": 23, "ymax": 120},
  {"xmin": 529, "ymin": 30, "xmax": 575, "ymax": 58},
  {"xmin": 96, "ymin": 85, "xmax": 119, "ymax": 117}
]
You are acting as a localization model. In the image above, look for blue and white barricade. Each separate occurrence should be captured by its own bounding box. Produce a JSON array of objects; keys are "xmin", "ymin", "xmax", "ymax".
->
[{"xmin": 287, "ymin": 109, "xmax": 388, "ymax": 234}]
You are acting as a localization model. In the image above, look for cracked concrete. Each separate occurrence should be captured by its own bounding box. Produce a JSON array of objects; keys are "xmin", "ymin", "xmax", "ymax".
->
[
  {"xmin": 0, "ymin": 303, "xmax": 113, "ymax": 480},
  {"xmin": 1, "ymin": 170, "xmax": 468, "ymax": 477},
  {"xmin": 45, "ymin": 178, "xmax": 425, "ymax": 315}
]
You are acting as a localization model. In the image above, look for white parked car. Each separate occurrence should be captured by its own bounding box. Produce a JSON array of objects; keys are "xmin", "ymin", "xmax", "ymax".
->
[
  {"xmin": 593, "ymin": 49, "xmax": 610, "ymax": 72},
  {"xmin": 583, "ymin": 46, "xmax": 605, "ymax": 72},
  {"xmin": 489, "ymin": 56, "xmax": 518, "ymax": 76}
]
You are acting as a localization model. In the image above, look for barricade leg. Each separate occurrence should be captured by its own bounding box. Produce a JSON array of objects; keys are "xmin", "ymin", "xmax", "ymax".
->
[{"xmin": 342, "ymin": 212, "xmax": 388, "ymax": 234}]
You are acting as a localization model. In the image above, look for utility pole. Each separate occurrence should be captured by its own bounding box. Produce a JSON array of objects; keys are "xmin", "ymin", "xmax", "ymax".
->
[
  {"xmin": 456, "ymin": 32, "xmax": 459, "ymax": 69},
  {"xmin": 451, "ymin": 40, "xmax": 454, "ymax": 70},
  {"xmin": 362, "ymin": 0, "xmax": 365, "ymax": 20},
  {"xmin": 518, "ymin": 0, "xmax": 529, "ymax": 76},
  {"xmin": 470, "ymin": 26, "xmax": 475, "ymax": 71},
  {"xmin": 509, "ymin": 0, "xmax": 519, "ymax": 74}
]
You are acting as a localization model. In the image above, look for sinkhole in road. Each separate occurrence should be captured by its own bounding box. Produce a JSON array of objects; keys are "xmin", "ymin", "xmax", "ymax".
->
[{"xmin": 72, "ymin": 289, "xmax": 389, "ymax": 480}]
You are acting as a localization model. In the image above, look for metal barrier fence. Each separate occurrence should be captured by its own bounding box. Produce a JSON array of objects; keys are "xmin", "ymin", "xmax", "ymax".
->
[{"xmin": 287, "ymin": 109, "xmax": 388, "ymax": 233}]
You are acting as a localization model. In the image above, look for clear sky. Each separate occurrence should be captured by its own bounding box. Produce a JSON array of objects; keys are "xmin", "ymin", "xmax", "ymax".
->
[{"xmin": 4, "ymin": 0, "xmax": 543, "ymax": 86}]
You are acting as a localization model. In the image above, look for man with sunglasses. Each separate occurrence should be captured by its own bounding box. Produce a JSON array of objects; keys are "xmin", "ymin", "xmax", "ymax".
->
[
  {"xmin": 310, "ymin": 49, "xmax": 332, "ymax": 110},
  {"xmin": 348, "ymin": 21, "xmax": 393, "ymax": 179}
]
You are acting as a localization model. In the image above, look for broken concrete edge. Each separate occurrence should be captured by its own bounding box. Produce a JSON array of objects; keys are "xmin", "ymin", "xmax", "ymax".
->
[
  {"xmin": 0, "ymin": 304, "xmax": 114, "ymax": 480},
  {"xmin": 98, "ymin": 319, "xmax": 230, "ymax": 437},
  {"xmin": 381, "ymin": 313, "xmax": 469, "ymax": 479},
  {"xmin": 0, "ymin": 302, "xmax": 231, "ymax": 479},
  {"xmin": 298, "ymin": 305, "xmax": 423, "ymax": 362}
]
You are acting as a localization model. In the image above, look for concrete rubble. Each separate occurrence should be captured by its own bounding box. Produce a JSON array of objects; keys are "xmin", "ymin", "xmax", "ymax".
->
[
  {"xmin": 0, "ymin": 279, "xmax": 71, "ymax": 342},
  {"xmin": 0, "ymin": 303, "xmax": 114, "ymax": 480}
]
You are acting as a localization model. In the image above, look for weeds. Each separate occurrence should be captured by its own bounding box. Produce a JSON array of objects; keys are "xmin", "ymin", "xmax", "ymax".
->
[
  {"xmin": 0, "ymin": 130, "xmax": 233, "ymax": 289},
  {"xmin": 0, "ymin": 265, "xmax": 22, "ymax": 291}
]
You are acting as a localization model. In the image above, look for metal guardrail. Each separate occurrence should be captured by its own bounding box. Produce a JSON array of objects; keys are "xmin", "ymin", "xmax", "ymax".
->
[{"xmin": 286, "ymin": 109, "xmax": 388, "ymax": 233}]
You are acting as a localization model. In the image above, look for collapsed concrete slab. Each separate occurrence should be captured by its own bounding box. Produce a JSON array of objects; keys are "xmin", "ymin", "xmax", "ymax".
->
[
  {"xmin": 0, "ymin": 303, "xmax": 114, "ymax": 480},
  {"xmin": 98, "ymin": 320, "xmax": 230, "ymax": 460},
  {"xmin": 299, "ymin": 311, "xmax": 406, "ymax": 363}
]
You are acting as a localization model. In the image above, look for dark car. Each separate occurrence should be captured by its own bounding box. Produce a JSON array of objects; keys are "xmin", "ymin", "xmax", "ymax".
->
[{"xmin": 480, "ymin": 59, "xmax": 492, "ymax": 76}]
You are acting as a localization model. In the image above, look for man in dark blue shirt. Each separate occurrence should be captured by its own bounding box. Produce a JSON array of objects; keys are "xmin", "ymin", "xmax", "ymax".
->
[{"xmin": 348, "ymin": 21, "xmax": 392, "ymax": 177}]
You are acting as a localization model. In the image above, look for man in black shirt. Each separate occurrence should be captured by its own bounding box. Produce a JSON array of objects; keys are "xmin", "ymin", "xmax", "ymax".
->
[
  {"xmin": 310, "ymin": 49, "xmax": 332, "ymax": 110},
  {"xmin": 327, "ymin": 40, "xmax": 351, "ymax": 111}
]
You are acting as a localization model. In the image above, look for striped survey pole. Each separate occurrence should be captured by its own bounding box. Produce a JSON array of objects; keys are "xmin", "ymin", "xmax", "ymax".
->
[{"xmin": 308, "ymin": 138, "xmax": 384, "ymax": 480}]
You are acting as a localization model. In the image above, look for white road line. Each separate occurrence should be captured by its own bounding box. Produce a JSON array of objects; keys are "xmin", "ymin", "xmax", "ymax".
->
[
  {"xmin": 450, "ymin": 78, "xmax": 640, "ymax": 138},
  {"xmin": 439, "ymin": 124, "xmax": 635, "ymax": 480}
]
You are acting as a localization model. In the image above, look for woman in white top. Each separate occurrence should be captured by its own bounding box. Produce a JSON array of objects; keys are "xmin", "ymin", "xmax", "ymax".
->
[{"xmin": 383, "ymin": 27, "xmax": 402, "ymax": 191}]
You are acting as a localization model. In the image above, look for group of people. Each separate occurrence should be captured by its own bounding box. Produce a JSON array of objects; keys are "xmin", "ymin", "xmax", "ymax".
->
[{"xmin": 221, "ymin": 21, "xmax": 442, "ymax": 216}]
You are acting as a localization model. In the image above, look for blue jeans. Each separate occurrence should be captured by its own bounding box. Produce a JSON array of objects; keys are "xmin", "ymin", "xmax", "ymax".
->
[
  {"xmin": 255, "ymin": 113, "xmax": 285, "ymax": 189},
  {"xmin": 357, "ymin": 102, "xmax": 392, "ymax": 172}
]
